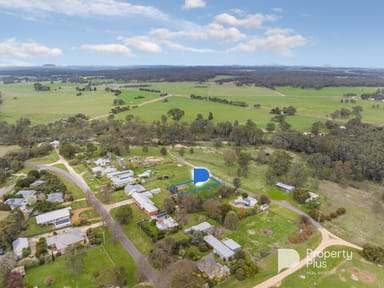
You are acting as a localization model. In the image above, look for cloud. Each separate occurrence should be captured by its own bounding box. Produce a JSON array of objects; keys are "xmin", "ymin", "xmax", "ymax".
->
[
  {"xmin": 206, "ymin": 23, "xmax": 246, "ymax": 43},
  {"xmin": 118, "ymin": 36, "xmax": 162, "ymax": 53},
  {"xmin": 150, "ymin": 23, "xmax": 245, "ymax": 43},
  {"xmin": 0, "ymin": 0, "xmax": 168, "ymax": 20},
  {"xmin": 80, "ymin": 44, "xmax": 132, "ymax": 56},
  {"xmin": 149, "ymin": 28, "xmax": 204, "ymax": 40},
  {"xmin": 183, "ymin": 0, "xmax": 206, "ymax": 9},
  {"xmin": 0, "ymin": 38, "xmax": 62, "ymax": 58},
  {"xmin": 214, "ymin": 12, "xmax": 276, "ymax": 29},
  {"xmin": 229, "ymin": 29, "xmax": 307, "ymax": 56},
  {"xmin": 163, "ymin": 41, "xmax": 213, "ymax": 53}
]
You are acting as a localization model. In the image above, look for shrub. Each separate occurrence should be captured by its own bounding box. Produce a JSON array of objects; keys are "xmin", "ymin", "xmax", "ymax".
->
[
  {"xmin": 330, "ymin": 212, "xmax": 338, "ymax": 218},
  {"xmin": 44, "ymin": 276, "xmax": 55, "ymax": 286},
  {"xmin": 336, "ymin": 207, "xmax": 346, "ymax": 215},
  {"xmin": 259, "ymin": 195, "xmax": 271, "ymax": 204},
  {"xmin": 235, "ymin": 268, "xmax": 246, "ymax": 281},
  {"xmin": 17, "ymin": 257, "xmax": 39, "ymax": 269},
  {"xmin": 198, "ymin": 242, "xmax": 208, "ymax": 252}
]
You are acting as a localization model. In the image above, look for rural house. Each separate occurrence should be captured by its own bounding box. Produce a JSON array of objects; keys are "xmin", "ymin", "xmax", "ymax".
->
[
  {"xmin": 12, "ymin": 238, "xmax": 29, "ymax": 258},
  {"xmin": 276, "ymin": 182, "xmax": 295, "ymax": 193},
  {"xmin": 196, "ymin": 253, "xmax": 230, "ymax": 279},
  {"xmin": 36, "ymin": 207, "xmax": 72, "ymax": 229},
  {"xmin": 131, "ymin": 192, "xmax": 158, "ymax": 216},
  {"xmin": 47, "ymin": 228, "xmax": 86, "ymax": 253}
]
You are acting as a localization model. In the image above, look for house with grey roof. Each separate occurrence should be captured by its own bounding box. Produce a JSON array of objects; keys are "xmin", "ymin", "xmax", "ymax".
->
[
  {"xmin": 12, "ymin": 238, "xmax": 29, "ymax": 258},
  {"xmin": 47, "ymin": 192, "xmax": 64, "ymax": 203},
  {"xmin": 233, "ymin": 196, "xmax": 257, "ymax": 208},
  {"xmin": 131, "ymin": 192, "xmax": 158, "ymax": 216},
  {"xmin": 36, "ymin": 207, "xmax": 71, "ymax": 229},
  {"xmin": 30, "ymin": 180, "xmax": 44, "ymax": 187},
  {"xmin": 204, "ymin": 235, "xmax": 235, "ymax": 261},
  {"xmin": 222, "ymin": 238, "xmax": 241, "ymax": 253},
  {"xmin": 16, "ymin": 190, "xmax": 37, "ymax": 198},
  {"xmin": 276, "ymin": 182, "xmax": 295, "ymax": 193},
  {"xmin": 94, "ymin": 158, "xmax": 111, "ymax": 167},
  {"xmin": 47, "ymin": 228, "xmax": 86, "ymax": 253},
  {"xmin": 184, "ymin": 221, "xmax": 212, "ymax": 234},
  {"xmin": 4, "ymin": 198, "xmax": 27, "ymax": 210},
  {"xmin": 124, "ymin": 184, "xmax": 146, "ymax": 195}
]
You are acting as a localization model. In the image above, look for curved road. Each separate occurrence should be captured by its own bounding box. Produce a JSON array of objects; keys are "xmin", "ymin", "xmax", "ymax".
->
[
  {"xmin": 28, "ymin": 158, "xmax": 162, "ymax": 288},
  {"xmin": 168, "ymin": 150, "xmax": 362, "ymax": 288}
]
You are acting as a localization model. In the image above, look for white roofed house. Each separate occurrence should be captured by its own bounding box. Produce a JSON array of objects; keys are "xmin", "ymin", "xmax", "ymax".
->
[
  {"xmin": 16, "ymin": 190, "xmax": 37, "ymax": 198},
  {"xmin": 12, "ymin": 238, "xmax": 29, "ymax": 258},
  {"xmin": 107, "ymin": 170, "xmax": 135, "ymax": 187},
  {"xmin": 46, "ymin": 228, "xmax": 86, "ymax": 254},
  {"xmin": 50, "ymin": 140, "xmax": 60, "ymax": 148},
  {"xmin": 184, "ymin": 221, "xmax": 212, "ymax": 234},
  {"xmin": 276, "ymin": 182, "xmax": 295, "ymax": 193},
  {"xmin": 204, "ymin": 235, "xmax": 235, "ymax": 261},
  {"xmin": 124, "ymin": 184, "xmax": 146, "ymax": 195},
  {"xmin": 305, "ymin": 192, "xmax": 319, "ymax": 203},
  {"xmin": 36, "ymin": 207, "xmax": 72, "ymax": 229},
  {"xmin": 222, "ymin": 238, "xmax": 241, "ymax": 253},
  {"xmin": 138, "ymin": 170, "xmax": 152, "ymax": 178},
  {"xmin": 131, "ymin": 192, "xmax": 158, "ymax": 216},
  {"xmin": 4, "ymin": 198, "xmax": 27, "ymax": 210},
  {"xmin": 233, "ymin": 196, "xmax": 257, "ymax": 208},
  {"xmin": 94, "ymin": 157, "xmax": 111, "ymax": 166}
]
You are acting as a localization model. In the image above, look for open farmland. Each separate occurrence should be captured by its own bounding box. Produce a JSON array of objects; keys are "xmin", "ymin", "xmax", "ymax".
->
[{"xmin": 1, "ymin": 80, "xmax": 383, "ymax": 130}]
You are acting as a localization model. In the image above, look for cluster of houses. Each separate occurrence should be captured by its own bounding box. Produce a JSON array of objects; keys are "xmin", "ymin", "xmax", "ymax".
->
[
  {"xmin": 124, "ymin": 183, "xmax": 178, "ymax": 231},
  {"xmin": 184, "ymin": 221, "xmax": 242, "ymax": 279},
  {"xmin": 4, "ymin": 179, "xmax": 65, "ymax": 212},
  {"xmin": 12, "ymin": 206, "xmax": 86, "ymax": 260},
  {"xmin": 12, "ymin": 227, "xmax": 86, "ymax": 259},
  {"xmin": 91, "ymin": 157, "xmax": 153, "ymax": 188}
]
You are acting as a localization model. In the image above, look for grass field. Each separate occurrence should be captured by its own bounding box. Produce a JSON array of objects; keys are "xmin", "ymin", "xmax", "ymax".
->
[
  {"xmin": 23, "ymin": 229, "xmax": 138, "ymax": 287},
  {"xmin": 28, "ymin": 150, "xmax": 59, "ymax": 164},
  {"xmin": 0, "ymin": 82, "xmax": 116, "ymax": 124},
  {"xmin": 1, "ymin": 81, "xmax": 383, "ymax": 130},
  {"xmin": 217, "ymin": 205, "xmax": 321, "ymax": 288},
  {"xmin": 111, "ymin": 204, "xmax": 153, "ymax": 254},
  {"xmin": 317, "ymin": 180, "xmax": 384, "ymax": 246},
  {"xmin": 181, "ymin": 146, "xmax": 289, "ymax": 201},
  {"xmin": 117, "ymin": 89, "xmax": 161, "ymax": 105},
  {"xmin": 280, "ymin": 247, "xmax": 384, "ymax": 288}
]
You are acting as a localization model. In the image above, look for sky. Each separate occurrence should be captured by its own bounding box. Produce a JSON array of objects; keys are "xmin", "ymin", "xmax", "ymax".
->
[{"xmin": 0, "ymin": 0, "xmax": 383, "ymax": 67}]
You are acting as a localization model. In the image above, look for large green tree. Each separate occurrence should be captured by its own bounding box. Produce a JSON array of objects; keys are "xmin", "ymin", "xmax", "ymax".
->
[{"xmin": 114, "ymin": 205, "xmax": 133, "ymax": 225}]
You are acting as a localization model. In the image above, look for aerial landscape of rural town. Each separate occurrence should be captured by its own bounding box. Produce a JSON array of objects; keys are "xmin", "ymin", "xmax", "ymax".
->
[{"xmin": 0, "ymin": 1, "xmax": 384, "ymax": 288}]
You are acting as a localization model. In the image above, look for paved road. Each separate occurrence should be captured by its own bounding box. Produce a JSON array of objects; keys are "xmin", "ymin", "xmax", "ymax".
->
[
  {"xmin": 103, "ymin": 199, "xmax": 134, "ymax": 212},
  {"xmin": 0, "ymin": 183, "xmax": 15, "ymax": 197},
  {"xmin": 28, "ymin": 159, "xmax": 162, "ymax": 288},
  {"xmin": 168, "ymin": 150, "xmax": 362, "ymax": 288}
]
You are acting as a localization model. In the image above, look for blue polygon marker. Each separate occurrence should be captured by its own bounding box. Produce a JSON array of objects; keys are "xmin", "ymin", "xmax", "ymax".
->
[{"xmin": 193, "ymin": 167, "xmax": 210, "ymax": 185}]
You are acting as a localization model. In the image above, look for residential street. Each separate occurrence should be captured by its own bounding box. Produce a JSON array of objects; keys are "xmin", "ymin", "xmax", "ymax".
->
[{"xmin": 28, "ymin": 157, "xmax": 163, "ymax": 288}]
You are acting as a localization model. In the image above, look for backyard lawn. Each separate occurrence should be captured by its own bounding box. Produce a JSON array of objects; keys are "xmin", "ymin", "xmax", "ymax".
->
[{"xmin": 24, "ymin": 229, "xmax": 138, "ymax": 287}]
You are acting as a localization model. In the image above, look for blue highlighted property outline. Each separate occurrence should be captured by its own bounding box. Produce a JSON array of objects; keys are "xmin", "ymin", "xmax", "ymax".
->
[{"xmin": 168, "ymin": 177, "xmax": 221, "ymax": 196}]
